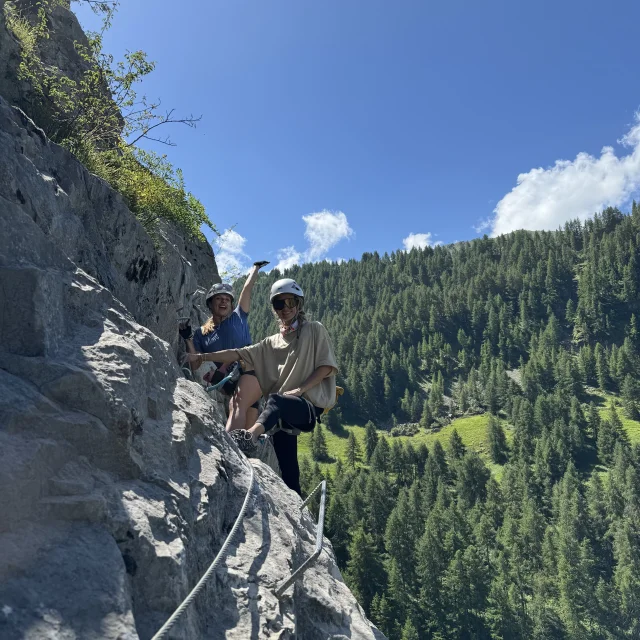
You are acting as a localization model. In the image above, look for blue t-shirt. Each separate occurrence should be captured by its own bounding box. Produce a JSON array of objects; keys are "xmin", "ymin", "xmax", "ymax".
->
[{"xmin": 193, "ymin": 306, "xmax": 252, "ymax": 367}]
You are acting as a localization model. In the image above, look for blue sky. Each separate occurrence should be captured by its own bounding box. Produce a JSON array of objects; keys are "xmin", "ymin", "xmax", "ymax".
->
[{"xmin": 75, "ymin": 0, "xmax": 640, "ymax": 277}]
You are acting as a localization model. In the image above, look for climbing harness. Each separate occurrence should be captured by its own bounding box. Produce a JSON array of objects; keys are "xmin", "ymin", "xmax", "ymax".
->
[
  {"xmin": 150, "ymin": 460, "xmax": 255, "ymax": 640},
  {"xmin": 275, "ymin": 479, "xmax": 327, "ymax": 598}
]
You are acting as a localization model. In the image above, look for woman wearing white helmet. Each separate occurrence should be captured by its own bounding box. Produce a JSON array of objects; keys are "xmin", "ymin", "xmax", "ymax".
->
[
  {"xmin": 185, "ymin": 277, "xmax": 338, "ymax": 495},
  {"xmin": 180, "ymin": 261, "xmax": 268, "ymax": 430}
]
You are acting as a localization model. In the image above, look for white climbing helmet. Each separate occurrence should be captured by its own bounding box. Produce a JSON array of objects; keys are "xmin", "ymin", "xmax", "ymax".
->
[{"xmin": 270, "ymin": 278, "xmax": 304, "ymax": 302}]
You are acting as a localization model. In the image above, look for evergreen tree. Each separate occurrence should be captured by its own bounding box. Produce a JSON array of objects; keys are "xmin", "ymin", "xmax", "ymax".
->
[
  {"xmin": 622, "ymin": 374, "xmax": 640, "ymax": 420},
  {"xmin": 428, "ymin": 371, "xmax": 445, "ymax": 417},
  {"xmin": 420, "ymin": 399, "xmax": 432, "ymax": 428},
  {"xmin": 370, "ymin": 437, "xmax": 390, "ymax": 473},
  {"xmin": 365, "ymin": 472, "xmax": 395, "ymax": 547},
  {"xmin": 326, "ymin": 489, "xmax": 351, "ymax": 566},
  {"xmin": 400, "ymin": 618, "xmax": 419, "ymax": 640},
  {"xmin": 364, "ymin": 420, "xmax": 379, "ymax": 462},
  {"xmin": 385, "ymin": 490, "xmax": 420, "ymax": 587},
  {"xmin": 487, "ymin": 413, "xmax": 509, "ymax": 464},
  {"xmin": 598, "ymin": 402, "xmax": 628, "ymax": 465},
  {"xmin": 389, "ymin": 439, "xmax": 406, "ymax": 478},
  {"xmin": 628, "ymin": 314, "xmax": 639, "ymax": 352},
  {"xmin": 455, "ymin": 451, "xmax": 490, "ymax": 508},
  {"xmin": 442, "ymin": 546, "xmax": 490, "ymax": 637},
  {"xmin": 344, "ymin": 524, "xmax": 386, "ymax": 613},
  {"xmin": 448, "ymin": 428, "xmax": 466, "ymax": 460},
  {"xmin": 299, "ymin": 455, "xmax": 312, "ymax": 494},
  {"xmin": 416, "ymin": 496, "xmax": 449, "ymax": 635},
  {"xmin": 530, "ymin": 589, "xmax": 566, "ymax": 640},
  {"xmin": 613, "ymin": 521, "xmax": 640, "ymax": 636},
  {"xmin": 588, "ymin": 402, "xmax": 601, "ymax": 441},
  {"xmin": 370, "ymin": 593, "xmax": 394, "ymax": 638},
  {"xmin": 555, "ymin": 464, "xmax": 593, "ymax": 636},
  {"xmin": 416, "ymin": 442, "xmax": 429, "ymax": 476},
  {"xmin": 311, "ymin": 424, "xmax": 329, "ymax": 462},
  {"xmin": 346, "ymin": 430, "xmax": 361, "ymax": 468},
  {"xmin": 595, "ymin": 343, "xmax": 610, "ymax": 390},
  {"xmin": 423, "ymin": 443, "xmax": 449, "ymax": 512}
]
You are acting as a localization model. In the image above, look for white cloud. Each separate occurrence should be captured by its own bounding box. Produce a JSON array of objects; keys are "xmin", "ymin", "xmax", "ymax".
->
[
  {"xmin": 215, "ymin": 228, "xmax": 250, "ymax": 280},
  {"xmin": 402, "ymin": 232, "xmax": 437, "ymax": 251},
  {"xmin": 274, "ymin": 246, "xmax": 303, "ymax": 272},
  {"xmin": 215, "ymin": 252, "xmax": 246, "ymax": 278},
  {"xmin": 273, "ymin": 210, "xmax": 354, "ymax": 272},
  {"xmin": 473, "ymin": 218, "xmax": 492, "ymax": 234},
  {"xmin": 491, "ymin": 114, "xmax": 640, "ymax": 236},
  {"xmin": 303, "ymin": 210, "xmax": 354, "ymax": 261},
  {"xmin": 218, "ymin": 228, "xmax": 246, "ymax": 254}
]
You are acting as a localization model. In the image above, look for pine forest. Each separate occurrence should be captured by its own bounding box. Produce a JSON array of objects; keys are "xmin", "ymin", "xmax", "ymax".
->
[{"xmin": 240, "ymin": 204, "xmax": 640, "ymax": 639}]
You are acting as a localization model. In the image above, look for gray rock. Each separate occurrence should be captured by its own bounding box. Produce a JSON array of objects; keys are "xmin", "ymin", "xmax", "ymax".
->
[
  {"xmin": 0, "ymin": 100, "xmax": 384, "ymax": 639},
  {"xmin": 0, "ymin": 0, "xmax": 33, "ymax": 112},
  {"xmin": 0, "ymin": 0, "xmax": 123, "ymax": 142},
  {"xmin": 0, "ymin": 95, "xmax": 219, "ymax": 348}
]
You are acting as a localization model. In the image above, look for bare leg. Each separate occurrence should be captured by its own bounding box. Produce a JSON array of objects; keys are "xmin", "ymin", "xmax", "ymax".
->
[
  {"xmin": 225, "ymin": 374, "xmax": 262, "ymax": 433},
  {"xmin": 246, "ymin": 406, "xmax": 258, "ymax": 430}
]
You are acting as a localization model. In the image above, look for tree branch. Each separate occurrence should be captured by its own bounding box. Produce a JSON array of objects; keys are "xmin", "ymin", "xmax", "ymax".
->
[{"xmin": 125, "ymin": 110, "xmax": 201, "ymax": 147}]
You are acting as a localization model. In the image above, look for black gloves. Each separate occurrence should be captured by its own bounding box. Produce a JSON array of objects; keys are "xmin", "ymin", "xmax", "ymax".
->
[{"xmin": 179, "ymin": 320, "xmax": 193, "ymax": 340}]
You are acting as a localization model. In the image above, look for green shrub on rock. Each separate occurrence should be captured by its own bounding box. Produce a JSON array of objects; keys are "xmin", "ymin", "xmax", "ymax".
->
[{"xmin": 5, "ymin": 0, "xmax": 215, "ymax": 240}]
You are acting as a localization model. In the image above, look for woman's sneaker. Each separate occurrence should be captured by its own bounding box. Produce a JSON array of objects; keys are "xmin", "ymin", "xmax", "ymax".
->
[{"xmin": 230, "ymin": 429, "xmax": 258, "ymax": 456}]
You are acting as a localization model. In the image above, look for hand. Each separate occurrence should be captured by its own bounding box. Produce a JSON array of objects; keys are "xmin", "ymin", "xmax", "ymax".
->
[
  {"xmin": 283, "ymin": 388, "xmax": 304, "ymax": 397},
  {"xmin": 183, "ymin": 353, "xmax": 205, "ymax": 367},
  {"xmin": 253, "ymin": 260, "xmax": 269, "ymax": 269},
  {"xmin": 178, "ymin": 319, "xmax": 193, "ymax": 340}
]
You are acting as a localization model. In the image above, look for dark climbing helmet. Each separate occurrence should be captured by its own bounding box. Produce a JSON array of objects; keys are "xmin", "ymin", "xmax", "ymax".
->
[{"xmin": 205, "ymin": 282, "xmax": 235, "ymax": 306}]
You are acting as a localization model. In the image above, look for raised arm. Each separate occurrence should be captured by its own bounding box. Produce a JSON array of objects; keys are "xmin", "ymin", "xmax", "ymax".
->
[{"xmin": 238, "ymin": 261, "xmax": 269, "ymax": 314}]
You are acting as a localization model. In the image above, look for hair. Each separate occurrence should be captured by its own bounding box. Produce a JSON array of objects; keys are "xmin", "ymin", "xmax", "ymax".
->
[{"xmin": 201, "ymin": 316, "xmax": 216, "ymax": 335}]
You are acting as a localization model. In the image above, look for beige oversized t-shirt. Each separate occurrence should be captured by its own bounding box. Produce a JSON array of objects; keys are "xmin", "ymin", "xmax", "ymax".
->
[{"xmin": 236, "ymin": 321, "xmax": 338, "ymax": 409}]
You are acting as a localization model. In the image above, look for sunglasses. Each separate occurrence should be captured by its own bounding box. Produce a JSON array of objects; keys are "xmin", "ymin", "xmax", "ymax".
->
[{"xmin": 272, "ymin": 297, "xmax": 298, "ymax": 311}]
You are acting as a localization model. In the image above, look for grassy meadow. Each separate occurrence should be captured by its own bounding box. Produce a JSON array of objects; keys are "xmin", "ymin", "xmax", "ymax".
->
[
  {"xmin": 299, "ymin": 391, "xmax": 640, "ymax": 480},
  {"xmin": 298, "ymin": 413, "xmax": 512, "ymax": 479}
]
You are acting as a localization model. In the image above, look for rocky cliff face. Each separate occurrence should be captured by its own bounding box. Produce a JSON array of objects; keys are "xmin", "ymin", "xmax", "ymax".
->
[
  {"xmin": 0, "ymin": 0, "xmax": 108, "ymax": 129},
  {"xmin": 0, "ymin": 5, "xmax": 384, "ymax": 638}
]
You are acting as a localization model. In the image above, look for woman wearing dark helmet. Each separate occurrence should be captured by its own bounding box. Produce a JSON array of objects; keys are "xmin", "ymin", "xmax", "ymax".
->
[
  {"xmin": 180, "ymin": 262, "xmax": 267, "ymax": 430},
  {"xmin": 185, "ymin": 277, "xmax": 338, "ymax": 495}
]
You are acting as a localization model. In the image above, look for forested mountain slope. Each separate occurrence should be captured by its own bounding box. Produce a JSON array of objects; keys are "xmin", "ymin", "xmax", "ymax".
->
[
  {"xmin": 243, "ymin": 206, "xmax": 640, "ymax": 639},
  {"xmin": 248, "ymin": 205, "xmax": 640, "ymax": 427}
]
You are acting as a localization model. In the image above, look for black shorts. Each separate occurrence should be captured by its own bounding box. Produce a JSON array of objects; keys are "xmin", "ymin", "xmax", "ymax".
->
[{"xmin": 223, "ymin": 368, "xmax": 260, "ymax": 409}]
